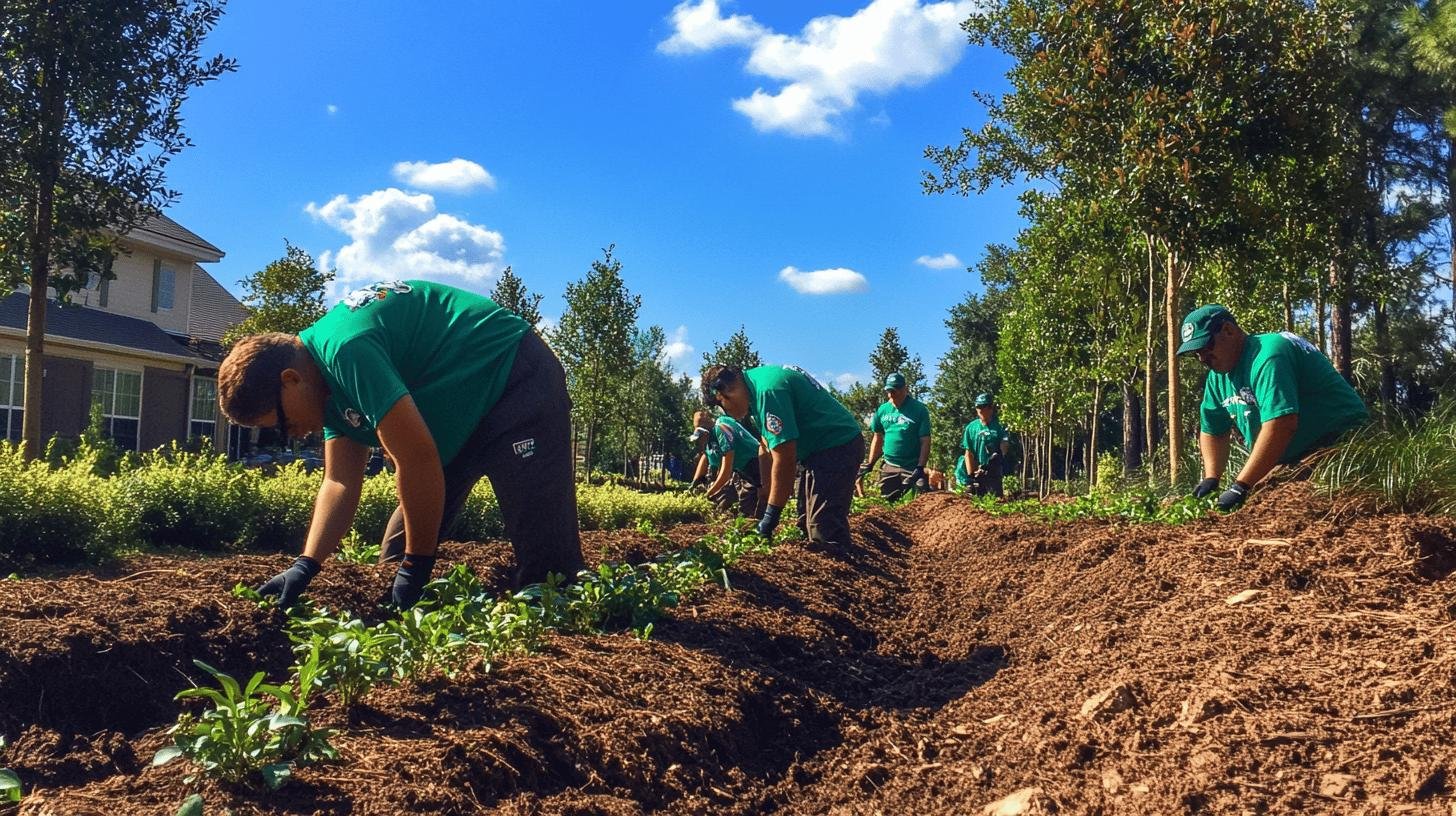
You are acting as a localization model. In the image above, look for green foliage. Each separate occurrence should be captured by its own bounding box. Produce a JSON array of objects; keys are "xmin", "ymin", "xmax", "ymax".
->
[
  {"xmin": 112, "ymin": 444, "xmax": 258, "ymax": 551},
  {"xmin": 154, "ymin": 659, "xmax": 336, "ymax": 790},
  {"xmin": 0, "ymin": 735, "xmax": 19, "ymax": 805},
  {"xmin": 287, "ymin": 613, "xmax": 395, "ymax": 708},
  {"xmin": 968, "ymin": 490, "xmax": 1216, "ymax": 525},
  {"xmin": 701, "ymin": 325, "xmax": 763, "ymax": 371},
  {"xmin": 577, "ymin": 483, "xmax": 710, "ymax": 530},
  {"xmin": 868, "ymin": 327, "xmax": 927, "ymax": 396},
  {"xmin": 175, "ymin": 794, "xmax": 204, "ymax": 816},
  {"xmin": 223, "ymin": 242, "xmax": 334, "ymax": 346},
  {"xmin": 250, "ymin": 462, "xmax": 319, "ymax": 551},
  {"xmin": 488, "ymin": 266, "xmax": 545, "ymax": 328},
  {"xmin": 1313, "ymin": 403, "xmax": 1456, "ymax": 515},
  {"xmin": 333, "ymin": 532, "xmax": 381, "ymax": 565},
  {"xmin": 0, "ymin": 442, "xmax": 114, "ymax": 568}
]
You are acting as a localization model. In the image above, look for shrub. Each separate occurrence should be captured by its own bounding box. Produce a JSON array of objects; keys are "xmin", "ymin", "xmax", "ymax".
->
[
  {"xmin": 0, "ymin": 443, "xmax": 115, "ymax": 568},
  {"xmin": 350, "ymin": 472, "xmax": 399, "ymax": 544},
  {"xmin": 576, "ymin": 483, "xmax": 710, "ymax": 530},
  {"xmin": 249, "ymin": 463, "xmax": 320, "ymax": 551},
  {"xmin": 1313, "ymin": 402, "xmax": 1456, "ymax": 515},
  {"xmin": 112, "ymin": 445, "xmax": 258, "ymax": 551}
]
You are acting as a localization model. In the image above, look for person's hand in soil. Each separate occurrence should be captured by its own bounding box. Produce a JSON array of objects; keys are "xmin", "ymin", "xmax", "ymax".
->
[
  {"xmin": 1192, "ymin": 477, "xmax": 1220, "ymax": 499},
  {"xmin": 1216, "ymin": 481, "xmax": 1250, "ymax": 512},
  {"xmin": 257, "ymin": 555, "xmax": 321, "ymax": 608},
  {"xmin": 757, "ymin": 504, "xmax": 782, "ymax": 538},
  {"xmin": 390, "ymin": 553, "xmax": 437, "ymax": 610}
]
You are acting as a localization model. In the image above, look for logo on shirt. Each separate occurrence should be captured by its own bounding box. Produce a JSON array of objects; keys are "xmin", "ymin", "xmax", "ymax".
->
[
  {"xmin": 342, "ymin": 280, "xmax": 413, "ymax": 311},
  {"xmin": 343, "ymin": 408, "xmax": 364, "ymax": 427},
  {"xmin": 765, "ymin": 413, "xmax": 784, "ymax": 435},
  {"xmin": 512, "ymin": 438, "xmax": 536, "ymax": 458}
]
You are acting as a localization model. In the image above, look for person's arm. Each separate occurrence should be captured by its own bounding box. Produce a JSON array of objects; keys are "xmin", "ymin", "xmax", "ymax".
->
[
  {"xmin": 766, "ymin": 440, "xmax": 797, "ymax": 507},
  {"xmin": 918, "ymin": 436, "xmax": 931, "ymax": 468},
  {"xmin": 708, "ymin": 450, "xmax": 735, "ymax": 495},
  {"xmin": 376, "ymin": 395, "xmax": 445, "ymax": 558},
  {"xmin": 302, "ymin": 436, "xmax": 370, "ymax": 563},
  {"xmin": 1199, "ymin": 431, "xmax": 1231, "ymax": 479},
  {"xmin": 1236, "ymin": 414, "xmax": 1298, "ymax": 487},
  {"xmin": 691, "ymin": 453, "xmax": 710, "ymax": 485},
  {"xmin": 965, "ymin": 448, "xmax": 977, "ymax": 474},
  {"xmin": 866, "ymin": 433, "xmax": 883, "ymax": 467}
]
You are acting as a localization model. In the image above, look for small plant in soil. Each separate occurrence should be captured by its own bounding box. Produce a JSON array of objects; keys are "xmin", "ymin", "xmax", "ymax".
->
[
  {"xmin": 288, "ymin": 612, "xmax": 396, "ymax": 708},
  {"xmin": 1, "ymin": 735, "xmax": 21, "ymax": 806},
  {"xmin": 154, "ymin": 659, "xmax": 337, "ymax": 790},
  {"xmin": 333, "ymin": 531, "xmax": 381, "ymax": 565}
]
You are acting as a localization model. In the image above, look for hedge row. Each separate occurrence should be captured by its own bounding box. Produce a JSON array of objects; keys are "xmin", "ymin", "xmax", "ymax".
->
[{"xmin": 0, "ymin": 443, "xmax": 711, "ymax": 570}]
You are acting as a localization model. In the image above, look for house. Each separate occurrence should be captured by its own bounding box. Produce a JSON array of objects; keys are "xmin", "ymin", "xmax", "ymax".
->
[{"xmin": 0, "ymin": 213, "xmax": 248, "ymax": 454}]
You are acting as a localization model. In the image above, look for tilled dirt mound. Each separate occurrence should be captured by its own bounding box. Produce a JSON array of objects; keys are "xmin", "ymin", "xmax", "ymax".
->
[{"xmin": 5, "ymin": 486, "xmax": 1455, "ymax": 815}]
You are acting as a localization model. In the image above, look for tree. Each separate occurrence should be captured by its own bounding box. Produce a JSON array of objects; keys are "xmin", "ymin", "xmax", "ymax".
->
[
  {"xmin": 0, "ymin": 0, "xmax": 234, "ymax": 457},
  {"xmin": 867, "ymin": 327, "xmax": 926, "ymax": 395},
  {"xmin": 552, "ymin": 245, "xmax": 640, "ymax": 477},
  {"xmin": 933, "ymin": 281, "xmax": 1007, "ymax": 471},
  {"xmin": 222, "ymin": 241, "xmax": 333, "ymax": 346},
  {"xmin": 701, "ymin": 325, "xmax": 762, "ymax": 371},
  {"xmin": 488, "ymin": 265, "xmax": 544, "ymax": 329}
]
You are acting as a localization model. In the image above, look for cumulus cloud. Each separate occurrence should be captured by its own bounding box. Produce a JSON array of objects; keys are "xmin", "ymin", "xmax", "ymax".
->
[
  {"xmin": 915, "ymin": 252, "xmax": 962, "ymax": 270},
  {"xmin": 391, "ymin": 158, "xmax": 497, "ymax": 194},
  {"xmin": 658, "ymin": 0, "xmax": 768, "ymax": 54},
  {"xmin": 778, "ymin": 265, "xmax": 867, "ymax": 295},
  {"xmin": 660, "ymin": 0, "xmax": 976, "ymax": 136},
  {"xmin": 326, "ymin": 104, "xmax": 339, "ymax": 115},
  {"xmin": 821, "ymin": 371, "xmax": 864, "ymax": 391},
  {"xmin": 660, "ymin": 325, "xmax": 696, "ymax": 377},
  {"xmin": 306, "ymin": 187, "xmax": 506, "ymax": 298}
]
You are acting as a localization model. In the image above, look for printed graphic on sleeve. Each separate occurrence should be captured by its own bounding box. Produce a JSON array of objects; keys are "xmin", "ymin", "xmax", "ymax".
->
[{"xmin": 342, "ymin": 280, "xmax": 413, "ymax": 311}]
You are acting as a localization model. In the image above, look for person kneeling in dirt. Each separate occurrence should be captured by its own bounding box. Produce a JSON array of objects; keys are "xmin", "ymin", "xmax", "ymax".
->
[
  {"xmin": 962, "ymin": 392, "xmax": 1010, "ymax": 499},
  {"xmin": 1177, "ymin": 304, "xmax": 1368, "ymax": 512},
  {"xmin": 218, "ymin": 280, "xmax": 586, "ymax": 611},
  {"xmin": 702, "ymin": 364, "xmax": 864, "ymax": 549},
  {"xmin": 688, "ymin": 409, "xmax": 765, "ymax": 518},
  {"xmin": 858, "ymin": 372, "xmax": 932, "ymax": 502}
]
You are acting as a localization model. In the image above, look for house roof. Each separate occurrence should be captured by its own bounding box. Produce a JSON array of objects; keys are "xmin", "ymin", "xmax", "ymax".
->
[
  {"xmin": 125, "ymin": 213, "xmax": 224, "ymax": 263},
  {"xmin": 188, "ymin": 266, "xmax": 248, "ymax": 343},
  {"xmin": 0, "ymin": 293, "xmax": 206, "ymax": 364}
]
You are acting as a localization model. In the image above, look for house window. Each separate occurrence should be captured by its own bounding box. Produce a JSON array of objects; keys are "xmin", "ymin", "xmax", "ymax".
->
[
  {"xmin": 157, "ymin": 265, "xmax": 175, "ymax": 310},
  {"xmin": 0, "ymin": 354, "xmax": 22, "ymax": 443},
  {"xmin": 190, "ymin": 377, "xmax": 217, "ymax": 441},
  {"xmin": 92, "ymin": 367, "xmax": 142, "ymax": 451}
]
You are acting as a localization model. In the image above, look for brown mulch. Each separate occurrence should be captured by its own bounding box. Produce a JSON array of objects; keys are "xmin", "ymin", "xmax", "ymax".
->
[{"xmin": 4, "ymin": 487, "xmax": 1455, "ymax": 814}]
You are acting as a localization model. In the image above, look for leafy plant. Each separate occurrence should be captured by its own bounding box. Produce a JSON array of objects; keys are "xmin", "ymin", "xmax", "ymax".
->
[
  {"xmin": 1313, "ymin": 402, "xmax": 1456, "ymax": 515},
  {"xmin": 0, "ymin": 735, "xmax": 19, "ymax": 806},
  {"xmin": 154, "ymin": 660, "xmax": 336, "ymax": 790},
  {"xmin": 333, "ymin": 531, "xmax": 381, "ymax": 565},
  {"xmin": 288, "ymin": 612, "xmax": 395, "ymax": 709}
]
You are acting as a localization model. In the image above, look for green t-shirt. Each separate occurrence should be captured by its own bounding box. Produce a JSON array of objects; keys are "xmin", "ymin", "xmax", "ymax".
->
[
  {"xmin": 299, "ymin": 280, "xmax": 530, "ymax": 466},
  {"xmin": 870, "ymin": 397, "xmax": 931, "ymax": 469},
  {"xmin": 961, "ymin": 417, "xmax": 1009, "ymax": 466},
  {"xmin": 705, "ymin": 415, "xmax": 759, "ymax": 474},
  {"xmin": 1199, "ymin": 331, "xmax": 1367, "ymax": 464},
  {"xmin": 744, "ymin": 365, "xmax": 862, "ymax": 460},
  {"xmin": 953, "ymin": 457, "xmax": 970, "ymax": 487}
]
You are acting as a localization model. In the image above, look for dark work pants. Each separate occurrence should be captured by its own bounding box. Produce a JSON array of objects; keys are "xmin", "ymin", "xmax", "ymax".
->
[
  {"xmin": 709, "ymin": 457, "xmax": 764, "ymax": 518},
  {"xmin": 796, "ymin": 434, "xmax": 865, "ymax": 551},
  {"xmin": 878, "ymin": 462, "xmax": 917, "ymax": 502},
  {"xmin": 969, "ymin": 459, "xmax": 1004, "ymax": 499},
  {"xmin": 379, "ymin": 331, "xmax": 586, "ymax": 586}
]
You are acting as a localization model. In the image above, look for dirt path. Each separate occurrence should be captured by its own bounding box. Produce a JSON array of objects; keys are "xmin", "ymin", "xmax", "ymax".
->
[{"xmin": 5, "ymin": 487, "xmax": 1455, "ymax": 814}]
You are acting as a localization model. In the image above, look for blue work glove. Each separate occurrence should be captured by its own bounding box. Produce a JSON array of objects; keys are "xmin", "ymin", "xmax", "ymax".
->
[
  {"xmin": 910, "ymin": 466, "xmax": 928, "ymax": 489},
  {"xmin": 1192, "ymin": 477, "xmax": 1220, "ymax": 499},
  {"xmin": 756, "ymin": 504, "xmax": 783, "ymax": 538},
  {"xmin": 257, "ymin": 556, "xmax": 321, "ymax": 609},
  {"xmin": 390, "ymin": 553, "xmax": 438, "ymax": 610},
  {"xmin": 1216, "ymin": 481, "xmax": 1250, "ymax": 512}
]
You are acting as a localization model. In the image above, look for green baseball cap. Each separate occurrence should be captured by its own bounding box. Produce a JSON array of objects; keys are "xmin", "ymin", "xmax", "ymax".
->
[
  {"xmin": 1177, "ymin": 304, "xmax": 1234, "ymax": 354},
  {"xmin": 883, "ymin": 372, "xmax": 906, "ymax": 390},
  {"xmin": 974, "ymin": 392, "xmax": 995, "ymax": 407}
]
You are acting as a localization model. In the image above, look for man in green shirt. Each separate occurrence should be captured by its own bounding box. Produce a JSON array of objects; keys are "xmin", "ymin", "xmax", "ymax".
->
[
  {"xmin": 218, "ymin": 279, "xmax": 585, "ymax": 610},
  {"xmin": 688, "ymin": 409, "xmax": 764, "ymax": 518},
  {"xmin": 1177, "ymin": 304, "xmax": 1369, "ymax": 511},
  {"xmin": 701, "ymin": 364, "xmax": 864, "ymax": 550},
  {"xmin": 962, "ymin": 392, "xmax": 1011, "ymax": 498},
  {"xmin": 953, "ymin": 457, "xmax": 971, "ymax": 492},
  {"xmin": 859, "ymin": 372, "xmax": 931, "ymax": 501}
]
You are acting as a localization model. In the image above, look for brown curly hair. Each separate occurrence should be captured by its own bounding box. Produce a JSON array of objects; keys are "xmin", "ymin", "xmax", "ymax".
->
[{"xmin": 217, "ymin": 333, "xmax": 305, "ymax": 425}]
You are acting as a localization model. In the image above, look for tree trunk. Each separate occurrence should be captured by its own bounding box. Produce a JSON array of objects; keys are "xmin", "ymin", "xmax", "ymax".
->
[
  {"xmin": 1374, "ymin": 298, "xmax": 1396, "ymax": 407},
  {"xmin": 1064, "ymin": 430, "xmax": 1074, "ymax": 488},
  {"xmin": 1315, "ymin": 265, "xmax": 1328, "ymax": 355},
  {"xmin": 1164, "ymin": 248, "xmax": 1183, "ymax": 484},
  {"xmin": 1143, "ymin": 234, "xmax": 1158, "ymax": 464},
  {"xmin": 584, "ymin": 423, "xmax": 596, "ymax": 483},
  {"xmin": 1282, "ymin": 283, "xmax": 1294, "ymax": 332},
  {"xmin": 21, "ymin": 19, "xmax": 65, "ymax": 461},
  {"xmin": 1448, "ymin": 138, "xmax": 1455, "ymax": 339},
  {"xmin": 1088, "ymin": 382, "xmax": 1102, "ymax": 490},
  {"xmin": 1329, "ymin": 248, "xmax": 1354, "ymax": 381},
  {"xmin": 1122, "ymin": 380, "xmax": 1143, "ymax": 474}
]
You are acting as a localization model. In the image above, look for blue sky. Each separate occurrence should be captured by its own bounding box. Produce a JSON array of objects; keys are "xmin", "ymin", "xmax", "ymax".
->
[{"xmin": 162, "ymin": 0, "xmax": 1025, "ymax": 389}]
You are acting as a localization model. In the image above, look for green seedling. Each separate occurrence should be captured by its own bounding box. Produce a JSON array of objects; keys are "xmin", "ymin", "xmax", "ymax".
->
[
  {"xmin": 231, "ymin": 582, "xmax": 271, "ymax": 607},
  {"xmin": 154, "ymin": 660, "xmax": 336, "ymax": 790},
  {"xmin": 175, "ymin": 794, "xmax": 203, "ymax": 816},
  {"xmin": 288, "ymin": 612, "xmax": 395, "ymax": 709},
  {"xmin": 0, "ymin": 735, "xmax": 19, "ymax": 805},
  {"xmin": 334, "ymin": 532, "xmax": 381, "ymax": 565}
]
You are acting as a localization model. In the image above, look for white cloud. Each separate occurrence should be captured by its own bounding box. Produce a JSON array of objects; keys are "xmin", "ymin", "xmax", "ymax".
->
[
  {"xmin": 305, "ymin": 187, "xmax": 506, "ymax": 298},
  {"xmin": 660, "ymin": 325, "xmax": 696, "ymax": 377},
  {"xmin": 326, "ymin": 104, "xmax": 339, "ymax": 115},
  {"xmin": 660, "ymin": 0, "xmax": 976, "ymax": 137},
  {"xmin": 821, "ymin": 371, "xmax": 864, "ymax": 390},
  {"xmin": 778, "ymin": 265, "xmax": 867, "ymax": 295},
  {"xmin": 391, "ymin": 158, "xmax": 497, "ymax": 194},
  {"xmin": 915, "ymin": 252, "xmax": 962, "ymax": 270},
  {"xmin": 536, "ymin": 315, "xmax": 559, "ymax": 336},
  {"xmin": 658, "ymin": 0, "xmax": 768, "ymax": 54}
]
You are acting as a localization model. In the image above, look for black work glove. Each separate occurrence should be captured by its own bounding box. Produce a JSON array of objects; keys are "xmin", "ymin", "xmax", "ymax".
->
[
  {"xmin": 257, "ymin": 556, "xmax": 321, "ymax": 609},
  {"xmin": 756, "ymin": 504, "xmax": 783, "ymax": 538},
  {"xmin": 910, "ymin": 466, "xmax": 928, "ymax": 489},
  {"xmin": 390, "ymin": 553, "xmax": 438, "ymax": 610},
  {"xmin": 1216, "ymin": 481, "xmax": 1250, "ymax": 512},
  {"xmin": 1192, "ymin": 477, "xmax": 1220, "ymax": 499},
  {"xmin": 857, "ymin": 462, "xmax": 872, "ymax": 480},
  {"xmin": 985, "ymin": 451, "xmax": 1003, "ymax": 469}
]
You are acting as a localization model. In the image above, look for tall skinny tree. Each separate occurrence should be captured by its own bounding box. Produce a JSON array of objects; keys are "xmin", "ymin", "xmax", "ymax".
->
[
  {"xmin": 223, "ymin": 241, "xmax": 333, "ymax": 346},
  {"xmin": 488, "ymin": 265, "xmax": 544, "ymax": 329},
  {"xmin": 553, "ymin": 245, "xmax": 640, "ymax": 476},
  {"xmin": 701, "ymin": 325, "xmax": 763, "ymax": 371},
  {"xmin": 868, "ymin": 327, "xmax": 926, "ymax": 394},
  {"xmin": 0, "ymin": 0, "xmax": 235, "ymax": 457}
]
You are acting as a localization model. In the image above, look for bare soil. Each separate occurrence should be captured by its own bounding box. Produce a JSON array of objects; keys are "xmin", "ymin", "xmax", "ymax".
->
[{"xmin": 3, "ymin": 484, "xmax": 1454, "ymax": 815}]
